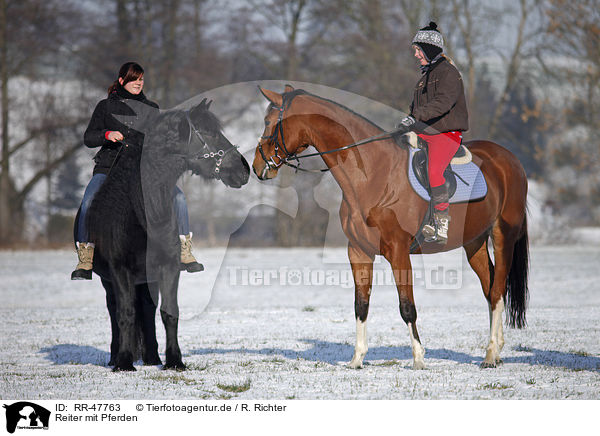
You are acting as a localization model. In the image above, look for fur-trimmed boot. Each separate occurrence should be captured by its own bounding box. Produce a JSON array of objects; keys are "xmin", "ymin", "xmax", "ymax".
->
[
  {"xmin": 422, "ymin": 185, "xmax": 451, "ymax": 244},
  {"xmin": 180, "ymin": 233, "xmax": 204, "ymax": 273},
  {"xmin": 71, "ymin": 242, "xmax": 94, "ymax": 280}
]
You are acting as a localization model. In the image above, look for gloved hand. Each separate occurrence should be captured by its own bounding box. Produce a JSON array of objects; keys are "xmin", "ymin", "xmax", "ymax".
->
[{"xmin": 396, "ymin": 116, "xmax": 416, "ymax": 129}]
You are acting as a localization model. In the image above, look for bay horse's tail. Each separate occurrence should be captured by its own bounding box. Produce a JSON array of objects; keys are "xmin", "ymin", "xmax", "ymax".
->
[{"xmin": 505, "ymin": 214, "xmax": 529, "ymax": 329}]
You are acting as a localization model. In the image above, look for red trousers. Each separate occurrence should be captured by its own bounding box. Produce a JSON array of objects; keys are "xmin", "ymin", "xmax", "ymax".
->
[{"xmin": 417, "ymin": 131, "xmax": 462, "ymax": 188}]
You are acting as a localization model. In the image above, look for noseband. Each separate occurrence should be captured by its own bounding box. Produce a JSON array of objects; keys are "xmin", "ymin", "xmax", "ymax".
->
[{"xmin": 185, "ymin": 111, "xmax": 234, "ymax": 175}]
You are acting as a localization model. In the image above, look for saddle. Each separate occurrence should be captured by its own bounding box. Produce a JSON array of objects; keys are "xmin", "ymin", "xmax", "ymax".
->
[
  {"xmin": 402, "ymin": 132, "xmax": 487, "ymax": 203},
  {"xmin": 400, "ymin": 132, "xmax": 488, "ymax": 252}
]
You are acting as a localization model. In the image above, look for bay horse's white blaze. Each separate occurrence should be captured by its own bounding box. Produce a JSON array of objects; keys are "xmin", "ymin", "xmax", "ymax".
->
[
  {"xmin": 408, "ymin": 322, "xmax": 426, "ymax": 370},
  {"xmin": 483, "ymin": 299, "xmax": 505, "ymax": 367},
  {"xmin": 348, "ymin": 318, "xmax": 367, "ymax": 368}
]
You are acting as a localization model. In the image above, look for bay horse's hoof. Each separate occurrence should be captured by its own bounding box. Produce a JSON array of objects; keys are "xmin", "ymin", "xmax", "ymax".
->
[
  {"xmin": 347, "ymin": 360, "xmax": 364, "ymax": 369},
  {"xmin": 413, "ymin": 361, "xmax": 426, "ymax": 370}
]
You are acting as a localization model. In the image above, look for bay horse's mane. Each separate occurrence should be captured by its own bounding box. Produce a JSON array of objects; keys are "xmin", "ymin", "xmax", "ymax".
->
[{"xmin": 280, "ymin": 88, "xmax": 386, "ymax": 133}]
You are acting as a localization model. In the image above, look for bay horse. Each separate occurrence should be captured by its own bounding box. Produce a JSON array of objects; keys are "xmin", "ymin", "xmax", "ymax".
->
[
  {"xmin": 252, "ymin": 86, "xmax": 528, "ymax": 369},
  {"xmin": 77, "ymin": 98, "xmax": 249, "ymax": 371}
]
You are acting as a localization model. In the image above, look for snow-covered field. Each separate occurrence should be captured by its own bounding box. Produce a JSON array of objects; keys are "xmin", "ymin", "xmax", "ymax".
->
[{"xmin": 1, "ymin": 245, "xmax": 599, "ymax": 400}]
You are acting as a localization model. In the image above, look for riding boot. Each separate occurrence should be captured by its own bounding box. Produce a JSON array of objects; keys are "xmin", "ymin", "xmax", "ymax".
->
[
  {"xmin": 180, "ymin": 233, "xmax": 204, "ymax": 273},
  {"xmin": 422, "ymin": 185, "xmax": 451, "ymax": 244},
  {"xmin": 71, "ymin": 242, "xmax": 94, "ymax": 280}
]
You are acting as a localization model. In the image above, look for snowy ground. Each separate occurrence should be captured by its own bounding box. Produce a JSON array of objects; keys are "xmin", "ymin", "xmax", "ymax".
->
[{"xmin": 1, "ymin": 245, "xmax": 599, "ymax": 400}]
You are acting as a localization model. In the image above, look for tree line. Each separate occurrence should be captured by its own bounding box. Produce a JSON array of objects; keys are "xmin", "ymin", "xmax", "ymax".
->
[{"xmin": 0, "ymin": 0, "xmax": 598, "ymax": 246}]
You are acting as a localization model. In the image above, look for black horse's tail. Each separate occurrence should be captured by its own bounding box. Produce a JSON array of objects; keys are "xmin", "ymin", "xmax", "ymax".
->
[{"xmin": 505, "ymin": 215, "xmax": 529, "ymax": 329}]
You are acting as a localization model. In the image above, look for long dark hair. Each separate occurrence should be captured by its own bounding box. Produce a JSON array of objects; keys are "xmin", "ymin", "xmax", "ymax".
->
[{"xmin": 107, "ymin": 62, "xmax": 144, "ymax": 95}]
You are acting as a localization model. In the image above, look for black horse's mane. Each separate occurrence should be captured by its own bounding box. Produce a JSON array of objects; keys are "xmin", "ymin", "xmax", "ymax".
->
[{"xmin": 88, "ymin": 109, "xmax": 185, "ymax": 262}]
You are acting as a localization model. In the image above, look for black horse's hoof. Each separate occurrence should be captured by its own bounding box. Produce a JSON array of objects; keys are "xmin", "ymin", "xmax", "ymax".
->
[
  {"xmin": 112, "ymin": 364, "xmax": 137, "ymax": 372},
  {"xmin": 71, "ymin": 269, "xmax": 92, "ymax": 280},
  {"xmin": 163, "ymin": 361, "xmax": 186, "ymax": 371},
  {"xmin": 143, "ymin": 355, "xmax": 163, "ymax": 366},
  {"xmin": 181, "ymin": 262, "xmax": 204, "ymax": 273}
]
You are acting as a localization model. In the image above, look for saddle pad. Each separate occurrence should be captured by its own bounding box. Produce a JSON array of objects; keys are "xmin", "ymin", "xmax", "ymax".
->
[{"xmin": 407, "ymin": 147, "xmax": 487, "ymax": 203}]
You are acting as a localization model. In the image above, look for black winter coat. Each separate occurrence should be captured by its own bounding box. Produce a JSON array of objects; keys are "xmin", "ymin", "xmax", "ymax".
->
[{"xmin": 84, "ymin": 85, "xmax": 159, "ymax": 175}]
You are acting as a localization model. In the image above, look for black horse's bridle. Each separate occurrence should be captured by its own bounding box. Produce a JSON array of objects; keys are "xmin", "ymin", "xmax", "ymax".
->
[
  {"xmin": 258, "ymin": 99, "xmax": 407, "ymax": 175},
  {"xmin": 185, "ymin": 110, "xmax": 235, "ymax": 175}
]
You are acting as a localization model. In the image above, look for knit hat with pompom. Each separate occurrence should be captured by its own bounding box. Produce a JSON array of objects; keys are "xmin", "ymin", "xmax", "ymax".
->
[{"xmin": 412, "ymin": 21, "xmax": 444, "ymax": 61}]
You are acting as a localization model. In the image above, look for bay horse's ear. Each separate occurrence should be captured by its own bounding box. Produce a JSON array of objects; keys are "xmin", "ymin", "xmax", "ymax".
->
[
  {"xmin": 258, "ymin": 86, "xmax": 283, "ymax": 107},
  {"xmin": 284, "ymin": 84, "xmax": 294, "ymax": 93}
]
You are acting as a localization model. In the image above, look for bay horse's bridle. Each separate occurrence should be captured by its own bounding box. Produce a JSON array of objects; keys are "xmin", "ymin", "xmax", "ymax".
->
[
  {"xmin": 258, "ymin": 96, "xmax": 407, "ymax": 175},
  {"xmin": 185, "ymin": 110, "xmax": 236, "ymax": 175}
]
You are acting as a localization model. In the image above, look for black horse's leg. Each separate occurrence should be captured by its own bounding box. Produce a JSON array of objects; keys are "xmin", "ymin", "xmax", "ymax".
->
[
  {"xmin": 157, "ymin": 262, "xmax": 185, "ymax": 370},
  {"xmin": 110, "ymin": 266, "xmax": 137, "ymax": 371},
  {"xmin": 101, "ymin": 278, "xmax": 119, "ymax": 367},
  {"xmin": 136, "ymin": 283, "xmax": 162, "ymax": 365}
]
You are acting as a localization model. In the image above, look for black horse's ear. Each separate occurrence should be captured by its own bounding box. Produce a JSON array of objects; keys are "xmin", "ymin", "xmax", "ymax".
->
[
  {"xmin": 258, "ymin": 86, "xmax": 283, "ymax": 107},
  {"xmin": 206, "ymin": 99, "xmax": 213, "ymax": 110},
  {"xmin": 190, "ymin": 99, "xmax": 207, "ymax": 120}
]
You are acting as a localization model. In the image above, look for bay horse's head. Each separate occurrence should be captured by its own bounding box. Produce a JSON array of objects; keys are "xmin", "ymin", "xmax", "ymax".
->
[
  {"xmin": 253, "ymin": 85, "xmax": 309, "ymax": 180},
  {"xmin": 177, "ymin": 98, "xmax": 250, "ymax": 188}
]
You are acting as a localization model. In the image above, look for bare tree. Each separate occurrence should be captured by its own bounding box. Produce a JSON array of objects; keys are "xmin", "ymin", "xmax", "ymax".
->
[{"xmin": 0, "ymin": 0, "xmax": 89, "ymax": 245}]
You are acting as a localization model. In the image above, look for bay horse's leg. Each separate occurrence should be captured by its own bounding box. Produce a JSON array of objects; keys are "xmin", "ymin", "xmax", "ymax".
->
[
  {"xmin": 390, "ymin": 244, "xmax": 425, "ymax": 370},
  {"xmin": 157, "ymin": 263, "xmax": 185, "ymax": 370},
  {"xmin": 464, "ymin": 234, "xmax": 494, "ymax": 303},
  {"xmin": 464, "ymin": 234, "xmax": 507, "ymax": 365},
  {"xmin": 347, "ymin": 243, "xmax": 374, "ymax": 369},
  {"xmin": 482, "ymin": 220, "xmax": 519, "ymax": 368},
  {"xmin": 110, "ymin": 268, "xmax": 137, "ymax": 371}
]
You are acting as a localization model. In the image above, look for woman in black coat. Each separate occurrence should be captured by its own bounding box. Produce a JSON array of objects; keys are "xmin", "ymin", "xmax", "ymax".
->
[{"xmin": 72, "ymin": 62, "xmax": 202, "ymax": 279}]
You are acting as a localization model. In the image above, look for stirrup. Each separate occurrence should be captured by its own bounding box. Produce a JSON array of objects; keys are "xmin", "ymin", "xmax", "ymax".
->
[{"xmin": 422, "ymin": 215, "xmax": 449, "ymax": 244}]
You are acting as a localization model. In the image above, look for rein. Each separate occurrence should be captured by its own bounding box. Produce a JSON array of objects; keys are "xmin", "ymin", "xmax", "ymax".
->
[{"xmin": 259, "ymin": 101, "xmax": 408, "ymax": 173}]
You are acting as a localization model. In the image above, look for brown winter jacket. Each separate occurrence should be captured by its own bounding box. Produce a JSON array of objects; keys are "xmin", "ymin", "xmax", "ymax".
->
[{"xmin": 410, "ymin": 56, "xmax": 469, "ymax": 133}]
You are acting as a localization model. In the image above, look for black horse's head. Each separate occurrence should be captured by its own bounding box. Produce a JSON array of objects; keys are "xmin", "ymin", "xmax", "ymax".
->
[
  {"xmin": 178, "ymin": 98, "xmax": 249, "ymax": 188},
  {"xmin": 143, "ymin": 98, "xmax": 249, "ymax": 189}
]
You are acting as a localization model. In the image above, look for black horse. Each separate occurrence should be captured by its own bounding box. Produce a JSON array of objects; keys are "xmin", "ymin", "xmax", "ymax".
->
[{"xmin": 74, "ymin": 98, "xmax": 249, "ymax": 371}]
